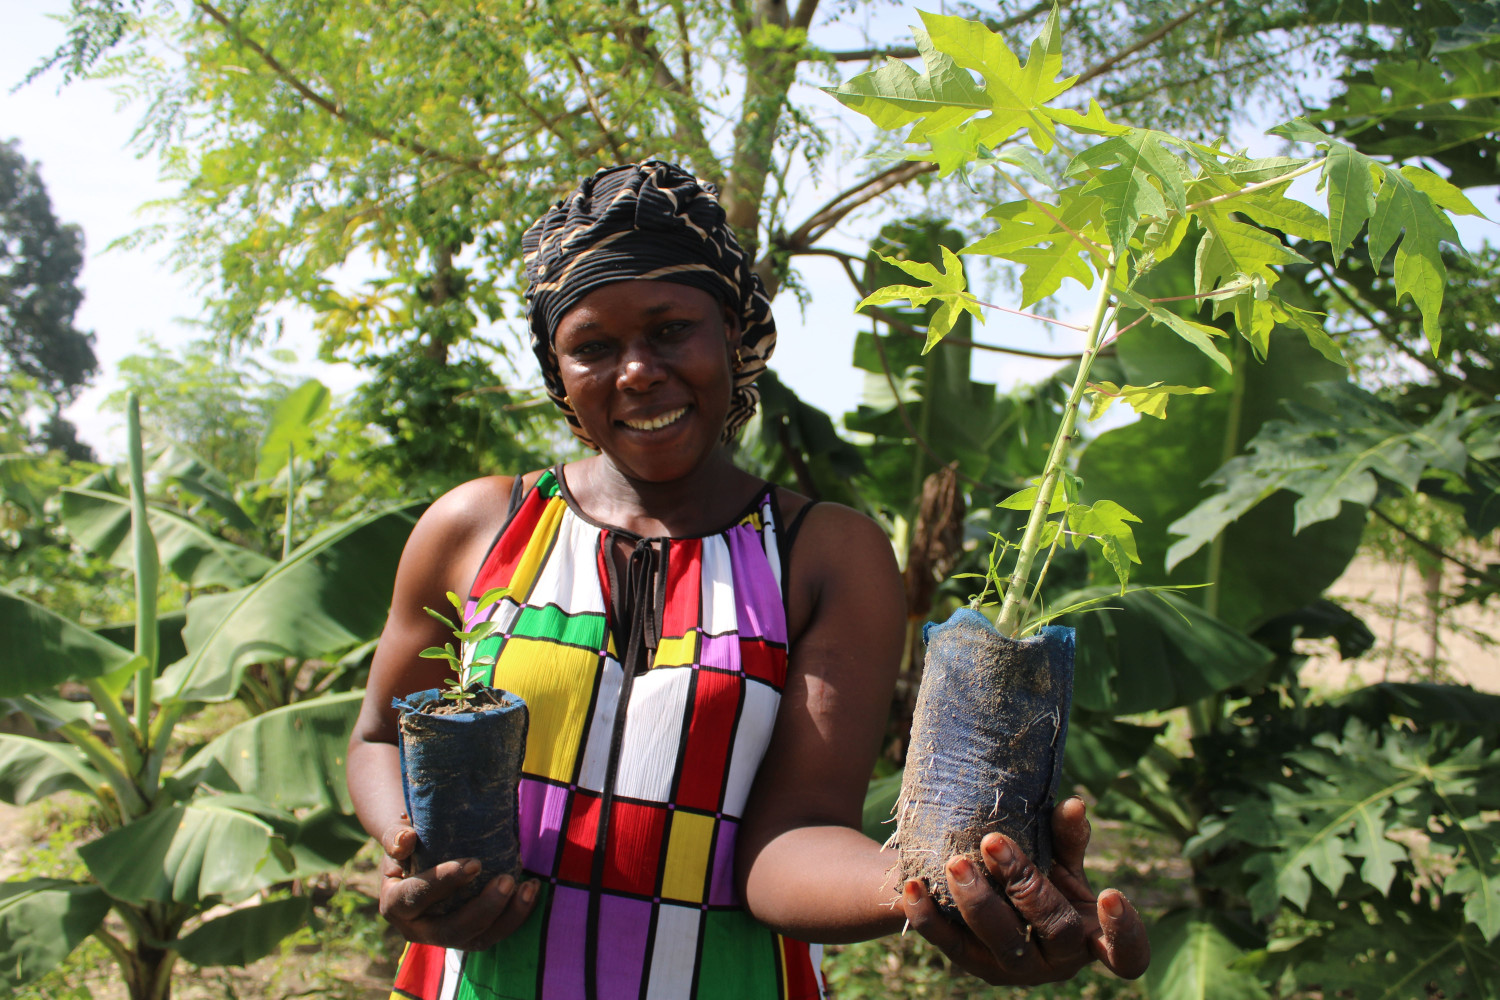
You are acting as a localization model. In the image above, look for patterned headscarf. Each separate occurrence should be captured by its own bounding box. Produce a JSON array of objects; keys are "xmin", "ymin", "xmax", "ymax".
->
[{"xmin": 521, "ymin": 161, "xmax": 776, "ymax": 448}]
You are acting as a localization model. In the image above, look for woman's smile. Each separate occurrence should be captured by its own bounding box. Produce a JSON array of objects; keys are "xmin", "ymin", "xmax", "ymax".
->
[{"xmin": 619, "ymin": 405, "xmax": 690, "ymax": 432}]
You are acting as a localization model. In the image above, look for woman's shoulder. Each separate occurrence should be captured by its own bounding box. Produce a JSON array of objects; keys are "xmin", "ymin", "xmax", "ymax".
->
[{"xmin": 409, "ymin": 470, "xmax": 548, "ymax": 548}]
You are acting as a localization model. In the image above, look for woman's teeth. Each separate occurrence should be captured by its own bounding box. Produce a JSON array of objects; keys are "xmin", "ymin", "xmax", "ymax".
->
[{"xmin": 622, "ymin": 407, "xmax": 687, "ymax": 431}]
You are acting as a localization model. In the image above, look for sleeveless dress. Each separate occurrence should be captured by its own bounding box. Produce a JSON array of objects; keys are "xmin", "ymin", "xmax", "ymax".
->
[{"xmin": 389, "ymin": 467, "xmax": 824, "ymax": 1000}]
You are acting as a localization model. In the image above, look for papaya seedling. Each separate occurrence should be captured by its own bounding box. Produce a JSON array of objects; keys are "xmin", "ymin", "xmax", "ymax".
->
[
  {"xmin": 829, "ymin": 6, "xmax": 1479, "ymax": 908},
  {"xmin": 395, "ymin": 585, "xmax": 529, "ymax": 912}
]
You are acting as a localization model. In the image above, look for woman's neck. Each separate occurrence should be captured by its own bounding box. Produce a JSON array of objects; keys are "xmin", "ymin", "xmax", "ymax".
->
[{"xmin": 563, "ymin": 450, "xmax": 762, "ymax": 537}]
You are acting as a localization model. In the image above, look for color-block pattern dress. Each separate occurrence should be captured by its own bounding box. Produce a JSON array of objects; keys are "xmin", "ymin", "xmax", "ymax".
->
[{"xmin": 389, "ymin": 468, "xmax": 824, "ymax": 1000}]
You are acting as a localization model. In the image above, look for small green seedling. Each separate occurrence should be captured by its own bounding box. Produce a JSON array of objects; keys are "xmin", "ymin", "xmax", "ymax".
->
[{"xmin": 419, "ymin": 586, "xmax": 511, "ymax": 699}]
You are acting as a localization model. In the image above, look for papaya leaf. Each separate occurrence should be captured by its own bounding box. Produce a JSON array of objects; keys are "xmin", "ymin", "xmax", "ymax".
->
[
  {"xmin": 1399, "ymin": 164, "xmax": 1484, "ymax": 217},
  {"xmin": 825, "ymin": 28, "xmax": 987, "ymax": 140},
  {"xmin": 175, "ymin": 895, "xmax": 312, "ymax": 968},
  {"xmin": 1321, "ymin": 141, "xmax": 1378, "ymax": 258},
  {"xmin": 1086, "ymin": 381, "xmax": 1214, "ymax": 421},
  {"xmin": 1010, "ymin": 241, "xmax": 1095, "ymax": 306},
  {"xmin": 1166, "ymin": 384, "xmax": 1478, "ymax": 568},
  {"xmin": 856, "ymin": 248, "xmax": 983, "ymax": 351},
  {"xmin": 1437, "ymin": 818, "xmax": 1500, "ymax": 942},
  {"xmin": 1115, "ymin": 289, "xmax": 1232, "ymax": 372},
  {"xmin": 0, "ymin": 735, "xmax": 101, "ymax": 806},
  {"xmin": 1146, "ymin": 908, "xmax": 1269, "ymax": 1000},
  {"xmin": 0, "ymin": 880, "xmax": 112, "ymax": 989},
  {"xmin": 919, "ymin": 7, "xmax": 1076, "ymax": 149},
  {"xmin": 1287, "ymin": 890, "xmax": 1500, "ymax": 1000},
  {"xmin": 1192, "ymin": 206, "xmax": 1306, "ymax": 315},
  {"xmin": 1044, "ymin": 97, "xmax": 1129, "ymax": 136},
  {"xmin": 1229, "ymin": 188, "xmax": 1331, "ymax": 244},
  {"xmin": 1368, "ymin": 163, "xmax": 1464, "ymax": 353},
  {"xmin": 1070, "ymin": 129, "xmax": 1187, "ymax": 255},
  {"xmin": 906, "ymin": 124, "xmax": 980, "ymax": 178}
]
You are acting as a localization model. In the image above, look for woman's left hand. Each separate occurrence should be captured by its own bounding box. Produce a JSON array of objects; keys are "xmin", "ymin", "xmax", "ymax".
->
[{"xmin": 898, "ymin": 796, "xmax": 1150, "ymax": 985}]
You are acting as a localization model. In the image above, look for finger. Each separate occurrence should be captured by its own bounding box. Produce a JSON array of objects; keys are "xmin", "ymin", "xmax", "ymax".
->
[
  {"xmin": 1047, "ymin": 797, "xmax": 1096, "ymax": 900},
  {"xmin": 981, "ymin": 835, "xmax": 1088, "ymax": 968},
  {"xmin": 380, "ymin": 818, "xmax": 417, "ymax": 861},
  {"xmin": 944, "ymin": 856, "xmax": 1032, "ymax": 971},
  {"xmin": 899, "ymin": 878, "xmax": 998, "ymax": 978},
  {"xmin": 1091, "ymin": 889, "xmax": 1150, "ymax": 980},
  {"xmin": 463, "ymin": 878, "xmax": 543, "ymax": 952},
  {"xmin": 384, "ymin": 858, "xmax": 481, "ymax": 922}
]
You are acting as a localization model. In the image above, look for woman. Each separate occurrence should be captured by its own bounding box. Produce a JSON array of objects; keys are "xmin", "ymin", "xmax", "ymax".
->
[{"xmin": 347, "ymin": 162, "xmax": 1149, "ymax": 999}]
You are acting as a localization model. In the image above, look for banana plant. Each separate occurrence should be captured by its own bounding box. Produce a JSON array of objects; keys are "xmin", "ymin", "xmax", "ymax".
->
[{"xmin": 0, "ymin": 396, "xmax": 418, "ymax": 1000}]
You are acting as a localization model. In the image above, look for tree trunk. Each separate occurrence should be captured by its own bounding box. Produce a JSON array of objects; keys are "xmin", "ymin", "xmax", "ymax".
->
[
  {"xmin": 722, "ymin": 0, "xmax": 818, "ymax": 280},
  {"xmin": 122, "ymin": 942, "xmax": 176, "ymax": 1000},
  {"xmin": 1422, "ymin": 562, "xmax": 1443, "ymax": 679}
]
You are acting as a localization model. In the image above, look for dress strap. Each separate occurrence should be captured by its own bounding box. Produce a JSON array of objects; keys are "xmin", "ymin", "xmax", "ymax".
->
[{"xmin": 783, "ymin": 498, "xmax": 820, "ymax": 551}]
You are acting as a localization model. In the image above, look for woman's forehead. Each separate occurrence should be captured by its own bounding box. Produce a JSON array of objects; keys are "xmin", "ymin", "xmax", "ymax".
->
[{"xmin": 557, "ymin": 281, "xmax": 722, "ymax": 329}]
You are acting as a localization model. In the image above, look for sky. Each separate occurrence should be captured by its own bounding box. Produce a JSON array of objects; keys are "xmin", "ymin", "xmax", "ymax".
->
[{"xmin": 3, "ymin": 2, "xmax": 1495, "ymax": 461}]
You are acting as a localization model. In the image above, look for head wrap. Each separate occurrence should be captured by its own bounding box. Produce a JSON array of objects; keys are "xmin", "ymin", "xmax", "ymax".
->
[{"xmin": 521, "ymin": 161, "xmax": 776, "ymax": 447}]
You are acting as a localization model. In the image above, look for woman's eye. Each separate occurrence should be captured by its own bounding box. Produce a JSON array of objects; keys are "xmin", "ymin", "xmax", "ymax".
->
[{"xmin": 568, "ymin": 341, "xmax": 610, "ymax": 359}]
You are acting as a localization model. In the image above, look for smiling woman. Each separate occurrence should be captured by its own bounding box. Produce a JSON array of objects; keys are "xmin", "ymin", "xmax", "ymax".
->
[{"xmin": 345, "ymin": 162, "xmax": 1149, "ymax": 1000}]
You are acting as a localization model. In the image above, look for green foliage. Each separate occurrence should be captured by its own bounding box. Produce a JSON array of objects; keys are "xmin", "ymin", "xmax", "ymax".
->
[
  {"xmin": 832, "ymin": 5, "xmax": 1479, "ymax": 636},
  {"xmin": 0, "ymin": 139, "xmax": 96, "ymax": 456},
  {"xmin": 1146, "ymin": 909, "xmax": 1268, "ymax": 1000},
  {"xmin": 1166, "ymin": 384, "xmax": 1497, "ymax": 569},
  {"xmin": 0, "ymin": 399, "xmax": 402, "ymax": 999}
]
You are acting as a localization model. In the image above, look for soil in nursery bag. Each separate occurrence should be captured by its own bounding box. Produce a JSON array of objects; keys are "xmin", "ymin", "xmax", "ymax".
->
[
  {"xmin": 894, "ymin": 607, "xmax": 1074, "ymax": 912},
  {"xmin": 394, "ymin": 684, "xmax": 529, "ymax": 914}
]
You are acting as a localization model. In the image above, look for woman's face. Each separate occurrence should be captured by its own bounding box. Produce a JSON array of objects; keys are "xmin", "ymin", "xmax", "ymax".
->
[{"xmin": 553, "ymin": 280, "xmax": 739, "ymax": 483}]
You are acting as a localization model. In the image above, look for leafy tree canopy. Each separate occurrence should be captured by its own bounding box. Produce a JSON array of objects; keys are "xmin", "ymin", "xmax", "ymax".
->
[{"xmin": 0, "ymin": 139, "xmax": 97, "ymax": 457}]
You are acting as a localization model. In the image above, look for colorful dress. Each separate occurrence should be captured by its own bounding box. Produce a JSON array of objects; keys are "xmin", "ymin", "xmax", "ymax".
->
[{"xmin": 390, "ymin": 467, "xmax": 824, "ymax": 1000}]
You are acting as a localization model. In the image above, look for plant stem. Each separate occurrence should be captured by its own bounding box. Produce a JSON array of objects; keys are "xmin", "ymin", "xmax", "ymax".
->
[
  {"xmin": 60, "ymin": 721, "xmax": 146, "ymax": 818},
  {"xmin": 85, "ymin": 678, "xmax": 144, "ymax": 776},
  {"xmin": 1182, "ymin": 158, "xmax": 1322, "ymax": 213},
  {"xmin": 996, "ymin": 254, "xmax": 1119, "ymax": 637},
  {"xmin": 127, "ymin": 396, "xmax": 160, "ymax": 739}
]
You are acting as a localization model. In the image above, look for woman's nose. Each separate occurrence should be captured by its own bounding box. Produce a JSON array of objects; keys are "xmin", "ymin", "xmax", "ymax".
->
[{"xmin": 616, "ymin": 345, "xmax": 666, "ymax": 391}]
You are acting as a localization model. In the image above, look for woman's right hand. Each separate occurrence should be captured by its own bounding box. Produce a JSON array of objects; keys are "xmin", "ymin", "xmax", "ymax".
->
[{"xmin": 379, "ymin": 819, "xmax": 541, "ymax": 951}]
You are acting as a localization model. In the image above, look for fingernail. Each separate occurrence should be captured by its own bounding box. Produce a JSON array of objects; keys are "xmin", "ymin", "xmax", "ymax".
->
[
  {"xmin": 947, "ymin": 857, "xmax": 977, "ymax": 886},
  {"xmin": 495, "ymin": 875, "xmax": 515, "ymax": 895},
  {"xmin": 903, "ymin": 879, "xmax": 921, "ymax": 904},
  {"xmin": 463, "ymin": 859, "xmax": 481, "ymax": 876},
  {"xmin": 522, "ymin": 881, "xmax": 539, "ymax": 904},
  {"xmin": 1101, "ymin": 891, "xmax": 1125, "ymax": 919},
  {"xmin": 986, "ymin": 839, "xmax": 1015, "ymax": 868}
]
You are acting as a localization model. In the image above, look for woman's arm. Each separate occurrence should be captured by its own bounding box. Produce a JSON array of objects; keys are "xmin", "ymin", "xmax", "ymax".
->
[
  {"xmin": 346, "ymin": 475, "xmax": 541, "ymax": 950},
  {"xmin": 737, "ymin": 503, "xmax": 1149, "ymax": 983}
]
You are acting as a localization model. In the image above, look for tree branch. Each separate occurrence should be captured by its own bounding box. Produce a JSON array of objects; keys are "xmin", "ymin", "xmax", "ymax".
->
[
  {"xmin": 619, "ymin": 0, "xmax": 720, "ymax": 185},
  {"xmin": 1074, "ymin": 0, "xmax": 1226, "ymax": 88},
  {"xmin": 824, "ymin": 0, "xmax": 1062, "ymax": 62},
  {"xmin": 783, "ymin": 161, "xmax": 937, "ymax": 252},
  {"xmin": 1371, "ymin": 505, "xmax": 1500, "ymax": 590},
  {"xmin": 192, "ymin": 0, "xmax": 493, "ymax": 177}
]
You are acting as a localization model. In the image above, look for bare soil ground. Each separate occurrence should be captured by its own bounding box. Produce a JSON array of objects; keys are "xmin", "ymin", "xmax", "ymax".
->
[{"xmin": 1300, "ymin": 554, "xmax": 1500, "ymax": 693}]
